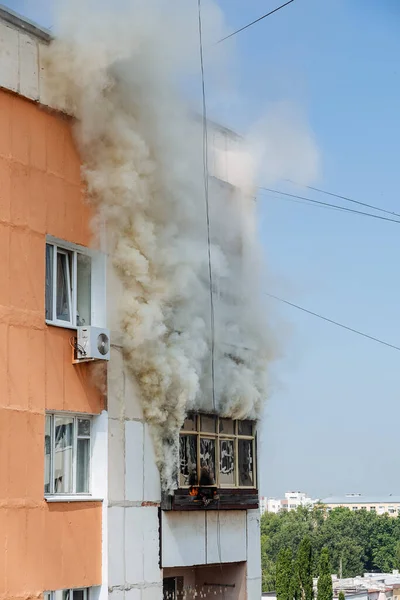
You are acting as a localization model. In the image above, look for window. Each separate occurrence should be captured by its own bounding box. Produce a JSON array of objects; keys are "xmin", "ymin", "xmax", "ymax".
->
[
  {"xmin": 45, "ymin": 414, "xmax": 91, "ymax": 495},
  {"xmin": 163, "ymin": 577, "xmax": 184, "ymax": 600},
  {"xmin": 45, "ymin": 238, "xmax": 105, "ymax": 328},
  {"xmin": 370, "ymin": 506, "xmax": 376, "ymax": 511},
  {"xmin": 179, "ymin": 414, "xmax": 256, "ymax": 489},
  {"xmin": 352, "ymin": 506, "xmax": 358, "ymax": 511},
  {"xmin": 44, "ymin": 589, "xmax": 89, "ymax": 600}
]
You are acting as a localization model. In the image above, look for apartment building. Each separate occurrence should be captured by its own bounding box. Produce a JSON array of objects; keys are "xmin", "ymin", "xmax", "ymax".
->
[
  {"xmin": 322, "ymin": 495, "xmax": 400, "ymax": 516},
  {"xmin": 260, "ymin": 497, "xmax": 282, "ymax": 514},
  {"xmin": 260, "ymin": 491, "xmax": 316, "ymax": 515},
  {"xmin": 0, "ymin": 6, "xmax": 106, "ymax": 600},
  {"xmin": 0, "ymin": 6, "xmax": 262, "ymax": 600}
]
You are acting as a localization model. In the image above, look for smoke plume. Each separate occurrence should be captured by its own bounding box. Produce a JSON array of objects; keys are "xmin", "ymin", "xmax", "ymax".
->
[{"xmin": 44, "ymin": 0, "xmax": 277, "ymax": 491}]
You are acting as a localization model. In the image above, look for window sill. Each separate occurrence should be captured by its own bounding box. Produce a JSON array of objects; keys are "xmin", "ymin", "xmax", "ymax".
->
[
  {"xmin": 46, "ymin": 320, "xmax": 78, "ymax": 331},
  {"xmin": 45, "ymin": 495, "xmax": 103, "ymax": 503}
]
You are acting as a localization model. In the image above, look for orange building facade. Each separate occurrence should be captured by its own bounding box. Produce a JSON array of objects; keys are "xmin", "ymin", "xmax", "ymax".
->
[{"xmin": 0, "ymin": 14, "xmax": 104, "ymax": 600}]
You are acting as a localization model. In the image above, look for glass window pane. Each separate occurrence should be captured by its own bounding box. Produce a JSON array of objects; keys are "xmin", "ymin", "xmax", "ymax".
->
[
  {"xmin": 238, "ymin": 439, "xmax": 254, "ymax": 487},
  {"xmin": 54, "ymin": 592, "xmax": 68, "ymax": 600},
  {"xmin": 182, "ymin": 414, "xmax": 197, "ymax": 432},
  {"xmin": 163, "ymin": 578, "xmax": 176, "ymax": 600},
  {"xmin": 56, "ymin": 251, "xmax": 72, "ymax": 322},
  {"xmin": 199, "ymin": 437, "xmax": 216, "ymax": 485},
  {"xmin": 200, "ymin": 415, "xmax": 216, "ymax": 433},
  {"xmin": 72, "ymin": 590, "xmax": 85, "ymax": 600},
  {"xmin": 76, "ymin": 438, "xmax": 90, "ymax": 493},
  {"xmin": 77, "ymin": 418, "xmax": 90, "ymax": 437},
  {"xmin": 54, "ymin": 416, "xmax": 74, "ymax": 493},
  {"xmin": 44, "ymin": 415, "xmax": 52, "ymax": 494},
  {"xmin": 219, "ymin": 418, "xmax": 234, "ymax": 435},
  {"xmin": 77, "ymin": 253, "xmax": 91, "ymax": 326},
  {"xmin": 219, "ymin": 439, "xmax": 235, "ymax": 485},
  {"xmin": 179, "ymin": 435, "xmax": 197, "ymax": 487},
  {"xmin": 238, "ymin": 420, "xmax": 253, "ymax": 436},
  {"xmin": 45, "ymin": 244, "xmax": 53, "ymax": 320}
]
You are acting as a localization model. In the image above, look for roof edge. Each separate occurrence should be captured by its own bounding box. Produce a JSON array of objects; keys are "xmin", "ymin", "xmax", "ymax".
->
[{"xmin": 0, "ymin": 4, "xmax": 52, "ymax": 43}]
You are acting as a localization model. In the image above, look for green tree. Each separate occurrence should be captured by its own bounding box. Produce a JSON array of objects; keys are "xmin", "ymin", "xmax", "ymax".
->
[
  {"xmin": 395, "ymin": 541, "xmax": 400, "ymax": 570},
  {"xmin": 262, "ymin": 556, "xmax": 276, "ymax": 593},
  {"xmin": 261, "ymin": 508, "xmax": 316, "ymax": 591},
  {"xmin": 338, "ymin": 591, "xmax": 345, "ymax": 600},
  {"xmin": 261, "ymin": 505, "xmax": 400, "ymax": 591},
  {"xmin": 317, "ymin": 548, "xmax": 333, "ymax": 600},
  {"xmin": 276, "ymin": 549, "xmax": 293, "ymax": 600},
  {"xmin": 312, "ymin": 508, "xmax": 367, "ymax": 576},
  {"xmin": 296, "ymin": 537, "xmax": 314, "ymax": 600},
  {"xmin": 290, "ymin": 568, "xmax": 300, "ymax": 600}
]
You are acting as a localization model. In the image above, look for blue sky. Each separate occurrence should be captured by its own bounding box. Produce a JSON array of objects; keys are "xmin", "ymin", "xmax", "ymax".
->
[
  {"xmin": 216, "ymin": 0, "xmax": 400, "ymax": 498},
  {"xmin": 4, "ymin": 0, "xmax": 400, "ymax": 498}
]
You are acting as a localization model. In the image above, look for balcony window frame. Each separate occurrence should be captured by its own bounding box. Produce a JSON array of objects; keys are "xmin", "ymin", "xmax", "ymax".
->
[
  {"xmin": 44, "ymin": 412, "xmax": 92, "ymax": 497},
  {"xmin": 179, "ymin": 413, "xmax": 257, "ymax": 490},
  {"xmin": 45, "ymin": 236, "xmax": 106, "ymax": 330}
]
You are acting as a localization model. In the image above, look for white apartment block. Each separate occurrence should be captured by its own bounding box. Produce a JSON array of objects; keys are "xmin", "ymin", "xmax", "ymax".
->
[
  {"xmin": 106, "ymin": 121, "xmax": 262, "ymax": 600},
  {"xmin": 260, "ymin": 492, "xmax": 316, "ymax": 515}
]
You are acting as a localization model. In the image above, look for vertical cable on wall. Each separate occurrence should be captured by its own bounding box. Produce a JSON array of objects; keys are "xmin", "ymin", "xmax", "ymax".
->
[{"xmin": 197, "ymin": 0, "xmax": 216, "ymax": 411}]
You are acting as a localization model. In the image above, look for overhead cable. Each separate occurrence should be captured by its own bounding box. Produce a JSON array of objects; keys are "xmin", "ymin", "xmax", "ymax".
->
[
  {"xmin": 259, "ymin": 187, "xmax": 400, "ymax": 224},
  {"xmin": 217, "ymin": 0, "xmax": 295, "ymax": 44},
  {"xmin": 286, "ymin": 180, "xmax": 400, "ymax": 219},
  {"xmin": 265, "ymin": 193, "xmax": 352, "ymax": 214},
  {"xmin": 197, "ymin": 0, "xmax": 216, "ymax": 410},
  {"xmin": 266, "ymin": 293, "xmax": 400, "ymax": 352}
]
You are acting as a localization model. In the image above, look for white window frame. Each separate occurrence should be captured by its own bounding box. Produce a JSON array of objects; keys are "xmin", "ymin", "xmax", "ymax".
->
[
  {"xmin": 45, "ymin": 235, "xmax": 106, "ymax": 330},
  {"xmin": 179, "ymin": 414, "xmax": 257, "ymax": 490},
  {"xmin": 45, "ymin": 413, "xmax": 92, "ymax": 497},
  {"xmin": 44, "ymin": 589, "xmax": 89, "ymax": 600}
]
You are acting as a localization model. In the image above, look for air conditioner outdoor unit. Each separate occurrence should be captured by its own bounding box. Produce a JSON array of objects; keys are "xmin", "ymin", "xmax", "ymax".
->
[{"xmin": 76, "ymin": 326, "xmax": 110, "ymax": 361}]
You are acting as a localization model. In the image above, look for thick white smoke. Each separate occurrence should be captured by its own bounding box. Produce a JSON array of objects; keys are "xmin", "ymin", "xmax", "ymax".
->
[{"xmin": 43, "ymin": 0, "xmax": 276, "ymax": 492}]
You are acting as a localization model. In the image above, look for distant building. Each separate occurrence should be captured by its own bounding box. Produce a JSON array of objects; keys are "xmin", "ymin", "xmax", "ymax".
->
[
  {"xmin": 322, "ymin": 494, "xmax": 400, "ymax": 516},
  {"xmin": 263, "ymin": 572, "xmax": 400, "ymax": 600},
  {"xmin": 260, "ymin": 491, "xmax": 316, "ymax": 515},
  {"xmin": 260, "ymin": 497, "xmax": 282, "ymax": 514},
  {"xmin": 330, "ymin": 572, "xmax": 400, "ymax": 600},
  {"xmin": 284, "ymin": 491, "xmax": 316, "ymax": 511},
  {"xmin": 260, "ymin": 492, "xmax": 400, "ymax": 517}
]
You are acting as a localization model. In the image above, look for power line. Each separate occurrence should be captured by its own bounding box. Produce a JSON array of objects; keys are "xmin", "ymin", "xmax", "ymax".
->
[
  {"xmin": 198, "ymin": 0, "xmax": 216, "ymax": 410},
  {"xmin": 260, "ymin": 188, "xmax": 365, "ymax": 217},
  {"xmin": 266, "ymin": 293, "xmax": 400, "ymax": 352},
  {"xmin": 217, "ymin": 0, "xmax": 295, "ymax": 44},
  {"xmin": 287, "ymin": 180, "xmax": 400, "ymax": 219},
  {"xmin": 259, "ymin": 187, "xmax": 400, "ymax": 224},
  {"xmin": 266, "ymin": 193, "xmax": 350, "ymax": 214}
]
